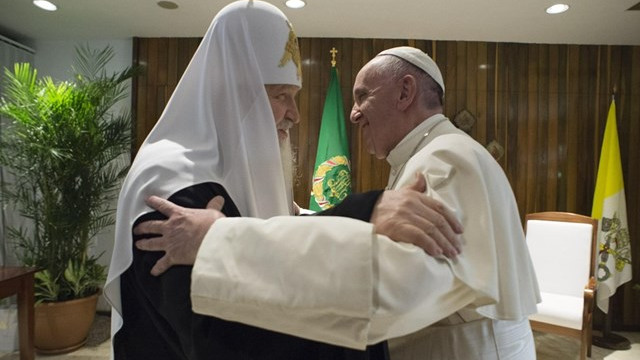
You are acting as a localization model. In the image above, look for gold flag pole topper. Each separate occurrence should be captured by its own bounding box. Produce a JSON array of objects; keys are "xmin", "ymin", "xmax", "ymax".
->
[{"xmin": 330, "ymin": 47, "xmax": 337, "ymax": 67}]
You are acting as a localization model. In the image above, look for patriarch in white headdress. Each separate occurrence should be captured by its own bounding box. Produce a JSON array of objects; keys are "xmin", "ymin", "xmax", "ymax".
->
[{"xmin": 105, "ymin": 0, "xmax": 303, "ymax": 343}]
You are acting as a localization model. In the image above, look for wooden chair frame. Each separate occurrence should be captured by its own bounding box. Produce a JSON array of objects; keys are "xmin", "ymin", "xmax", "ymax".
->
[{"xmin": 525, "ymin": 211, "xmax": 597, "ymax": 360}]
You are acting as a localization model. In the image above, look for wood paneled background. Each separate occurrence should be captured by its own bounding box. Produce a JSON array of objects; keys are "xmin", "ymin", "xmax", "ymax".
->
[{"xmin": 132, "ymin": 37, "xmax": 640, "ymax": 329}]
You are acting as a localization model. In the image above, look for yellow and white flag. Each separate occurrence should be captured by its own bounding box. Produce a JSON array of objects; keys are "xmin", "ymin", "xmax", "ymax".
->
[{"xmin": 591, "ymin": 99, "xmax": 632, "ymax": 313}]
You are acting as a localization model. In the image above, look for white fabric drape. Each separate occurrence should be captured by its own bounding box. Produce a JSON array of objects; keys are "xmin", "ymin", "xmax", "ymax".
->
[{"xmin": 392, "ymin": 121, "xmax": 541, "ymax": 320}]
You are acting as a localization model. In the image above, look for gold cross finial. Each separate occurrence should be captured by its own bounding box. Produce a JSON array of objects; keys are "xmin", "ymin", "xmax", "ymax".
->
[{"xmin": 330, "ymin": 47, "xmax": 338, "ymax": 67}]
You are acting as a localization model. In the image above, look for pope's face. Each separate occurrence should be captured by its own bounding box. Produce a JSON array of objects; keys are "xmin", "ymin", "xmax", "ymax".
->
[
  {"xmin": 265, "ymin": 84, "xmax": 301, "ymax": 143},
  {"xmin": 350, "ymin": 62, "xmax": 399, "ymax": 159}
]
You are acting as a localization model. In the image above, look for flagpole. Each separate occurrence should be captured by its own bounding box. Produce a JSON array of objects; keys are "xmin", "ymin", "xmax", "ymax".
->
[
  {"xmin": 592, "ymin": 299, "xmax": 631, "ymax": 350},
  {"xmin": 591, "ymin": 90, "xmax": 631, "ymax": 351}
]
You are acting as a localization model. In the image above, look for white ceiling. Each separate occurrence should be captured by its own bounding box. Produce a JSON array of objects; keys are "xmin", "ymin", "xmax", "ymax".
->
[{"xmin": 1, "ymin": 0, "xmax": 639, "ymax": 47}]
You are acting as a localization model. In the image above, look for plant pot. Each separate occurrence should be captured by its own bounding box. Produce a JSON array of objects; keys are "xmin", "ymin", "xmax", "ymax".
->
[{"xmin": 34, "ymin": 292, "xmax": 99, "ymax": 354}]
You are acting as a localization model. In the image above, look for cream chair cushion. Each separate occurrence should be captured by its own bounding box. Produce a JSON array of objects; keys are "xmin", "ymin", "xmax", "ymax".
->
[{"xmin": 525, "ymin": 220, "xmax": 594, "ymax": 329}]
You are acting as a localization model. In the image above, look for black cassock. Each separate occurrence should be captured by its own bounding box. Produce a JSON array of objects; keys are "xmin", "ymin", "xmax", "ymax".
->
[{"xmin": 114, "ymin": 182, "xmax": 388, "ymax": 360}]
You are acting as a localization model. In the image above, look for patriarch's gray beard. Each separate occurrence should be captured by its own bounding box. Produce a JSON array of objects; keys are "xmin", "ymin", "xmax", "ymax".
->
[{"xmin": 279, "ymin": 136, "xmax": 298, "ymax": 193}]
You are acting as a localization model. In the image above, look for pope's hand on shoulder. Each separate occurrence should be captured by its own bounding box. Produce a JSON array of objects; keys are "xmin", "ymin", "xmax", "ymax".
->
[
  {"xmin": 133, "ymin": 195, "xmax": 226, "ymax": 276},
  {"xmin": 371, "ymin": 173, "xmax": 463, "ymax": 259}
]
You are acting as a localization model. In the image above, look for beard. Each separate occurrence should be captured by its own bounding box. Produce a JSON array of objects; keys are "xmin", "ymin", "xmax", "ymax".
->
[{"xmin": 279, "ymin": 135, "xmax": 298, "ymax": 193}]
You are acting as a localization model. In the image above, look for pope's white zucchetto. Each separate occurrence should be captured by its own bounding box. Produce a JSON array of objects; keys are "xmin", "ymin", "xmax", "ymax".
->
[{"xmin": 377, "ymin": 46, "xmax": 445, "ymax": 96}]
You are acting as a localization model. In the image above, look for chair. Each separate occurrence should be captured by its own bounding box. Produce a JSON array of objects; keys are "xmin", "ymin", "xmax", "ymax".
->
[{"xmin": 525, "ymin": 212, "xmax": 597, "ymax": 360}]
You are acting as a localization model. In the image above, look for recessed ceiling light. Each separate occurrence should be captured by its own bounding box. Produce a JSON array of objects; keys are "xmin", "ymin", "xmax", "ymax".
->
[
  {"xmin": 33, "ymin": 0, "xmax": 57, "ymax": 11},
  {"xmin": 546, "ymin": 4, "xmax": 569, "ymax": 14},
  {"xmin": 157, "ymin": 1, "xmax": 179, "ymax": 10},
  {"xmin": 285, "ymin": 0, "xmax": 306, "ymax": 9}
]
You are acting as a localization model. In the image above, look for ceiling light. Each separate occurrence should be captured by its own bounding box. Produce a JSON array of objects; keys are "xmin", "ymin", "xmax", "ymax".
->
[
  {"xmin": 546, "ymin": 4, "xmax": 569, "ymax": 14},
  {"xmin": 285, "ymin": 0, "xmax": 306, "ymax": 9},
  {"xmin": 157, "ymin": 1, "xmax": 179, "ymax": 10},
  {"xmin": 33, "ymin": 0, "xmax": 57, "ymax": 11}
]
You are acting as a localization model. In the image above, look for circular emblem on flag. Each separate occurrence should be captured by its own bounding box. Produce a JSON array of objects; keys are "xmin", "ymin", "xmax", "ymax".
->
[{"xmin": 311, "ymin": 156, "xmax": 351, "ymax": 210}]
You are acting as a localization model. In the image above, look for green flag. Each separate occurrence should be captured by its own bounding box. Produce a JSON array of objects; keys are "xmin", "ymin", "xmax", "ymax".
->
[{"xmin": 309, "ymin": 67, "xmax": 351, "ymax": 211}]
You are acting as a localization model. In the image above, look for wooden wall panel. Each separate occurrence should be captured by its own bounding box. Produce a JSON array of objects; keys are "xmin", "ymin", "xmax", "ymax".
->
[
  {"xmin": 132, "ymin": 37, "xmax": 640, "ymax": 329},
  {"xmin": 132, "ymin": 37, "xmax": 201, "ymax": 152},
  {"xmin": 625, "ymin": 46, "xmax": 640, "ymax": 326},
  {"xmin": 547, "ymin": 45, "xmax": 559, "ymax": 211}
]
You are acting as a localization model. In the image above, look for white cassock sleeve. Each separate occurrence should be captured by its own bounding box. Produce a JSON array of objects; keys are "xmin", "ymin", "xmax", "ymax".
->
[{"xmin": 191, "ymin": 216, "xmax": 477, "ymax": 350}]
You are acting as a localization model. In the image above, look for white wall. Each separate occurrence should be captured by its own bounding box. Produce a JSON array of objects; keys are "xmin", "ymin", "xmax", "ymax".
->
[
  {"xmin": 34, "ymin": 39, "xmax": 132, "ymax": 83},
  {"xmin": 0, "ymin": 37, "xmax": 34, "ymax": 267},
  {"xmin": 33, "ymin": 39, "xmax": 134, "ymax": 312}
]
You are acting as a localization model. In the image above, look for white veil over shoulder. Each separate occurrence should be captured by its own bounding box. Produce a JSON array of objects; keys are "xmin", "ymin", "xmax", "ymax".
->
[{"xmin": 104, "ymin": 0, "xmax": 302, "ymax": 343}]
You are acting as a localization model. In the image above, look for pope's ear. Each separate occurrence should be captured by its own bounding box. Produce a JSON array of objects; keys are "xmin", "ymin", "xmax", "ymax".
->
[{"xmin": 397, "ymin": 74, "xmax": 417, "ymax": 111}]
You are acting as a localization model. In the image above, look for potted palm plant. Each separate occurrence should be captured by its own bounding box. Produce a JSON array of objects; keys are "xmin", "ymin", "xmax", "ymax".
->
[{"xmin": 0, "ymin": 45, "xmax": 137, "ymax": 354}]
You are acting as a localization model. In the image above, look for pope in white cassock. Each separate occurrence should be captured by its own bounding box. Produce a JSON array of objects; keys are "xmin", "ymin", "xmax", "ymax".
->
[
  {"xmin": 196, "ymin": 48, "xmax": 541, "ymax": 360},
  {"xmin": 349, "ymin": 47, "xmax": 541, "ymax": 359},
  {"xmin": 104, "ymin": 1, "xmax": 463, "ymax": 359},
  {"xmin": 133, "ymin": 46, "xmax": 542, "ymax": 359}
]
